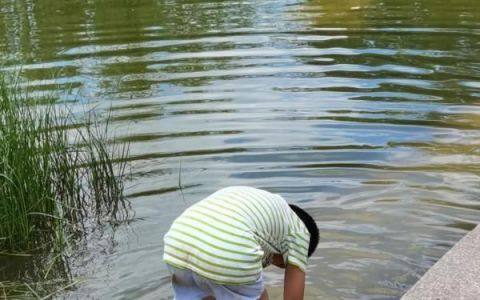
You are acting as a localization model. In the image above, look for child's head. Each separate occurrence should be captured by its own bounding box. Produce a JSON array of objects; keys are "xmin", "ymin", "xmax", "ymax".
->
[{"xmin": 289, "ymin": 204, "xmax": 319, "ymax": 257}]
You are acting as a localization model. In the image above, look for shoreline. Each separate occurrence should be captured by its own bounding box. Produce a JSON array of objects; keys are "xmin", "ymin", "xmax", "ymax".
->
[{"xmin": 401, "ymin": 225, "xmax": 480, "ymax": 299}]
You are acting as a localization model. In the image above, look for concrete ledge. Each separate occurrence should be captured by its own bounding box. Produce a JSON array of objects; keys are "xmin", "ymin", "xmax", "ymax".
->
[{"xmin": 401, "ymin": 225, "xmax": 480, "ymax": 300}]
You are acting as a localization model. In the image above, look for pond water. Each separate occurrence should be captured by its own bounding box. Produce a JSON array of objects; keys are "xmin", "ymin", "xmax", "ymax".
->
[{"xmin": 1, "ymin": 0, "xmax": 480, "ymax": 299}]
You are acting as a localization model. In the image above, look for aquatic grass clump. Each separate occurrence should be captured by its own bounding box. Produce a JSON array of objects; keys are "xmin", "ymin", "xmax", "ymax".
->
[
  {"xmin": 0, "ymin": 74, "xmax": 130, "ymax": 253},
  {"xmin": 0, "ymin": 278, "xmax": 80, "ymax": 300}
]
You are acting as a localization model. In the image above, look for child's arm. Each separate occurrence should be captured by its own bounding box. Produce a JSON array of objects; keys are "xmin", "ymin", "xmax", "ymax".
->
[
  {"xmin": 283, "ymin": 264, "xmax": 305, "ymax": 300},
  {"xmin": 259, "ymin": 289, "xmax": 269, "ymax": 300}
]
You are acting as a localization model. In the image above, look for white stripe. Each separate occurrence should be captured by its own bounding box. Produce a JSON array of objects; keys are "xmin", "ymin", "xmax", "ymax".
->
[
  {"xmin": 163, "ymin": 254, "xmax": 260, "ymax": 284},
  {"xmin": 168, "ymin": 224, "xmax": 261, "ymax": 260},
  {"xmin": 164, "ymin": 242, "xmax": 261, "ymax": 276},
  {"xmin": 189, "ymin": 205, "xmax": 253, "ymax": 238},
  {"xmin": 178, "ymin": 211, "xmax": 258, "ymax": 248}
]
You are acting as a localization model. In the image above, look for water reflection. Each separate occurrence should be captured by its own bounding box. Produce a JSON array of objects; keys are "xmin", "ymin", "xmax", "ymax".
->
[{"xmin": 1, "ymin": 0, "xmax": 480, "ymax": 299}]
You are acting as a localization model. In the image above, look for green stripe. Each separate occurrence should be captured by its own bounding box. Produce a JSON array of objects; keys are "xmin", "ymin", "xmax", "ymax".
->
[
  {"xmin": 273, "ymin": 204, "xmax": 286, "ymax": 240},
  {"xmin": 211, "ymin": 195, "xmax": 251, "ymax": 221},
  {"xmin": 231, "ymin": 191, "xmax": 269, "ymax": 231},
  {"xmin": 271, "ymin": 200, "xmax": 284, "ymax": 238},
  {"xmin": 168, "ymin": 228, "xmax": 260, "ymax": 259},
  {"xmin": 244, "ymin": 195, "xmax": 271, "ymax": 235},
  {"xmin": 292, "ymin": 231, "xmax": 310, "ymax": 246},
  {"xmin": 261, "ymin": 199, "xmax": 278, "ymax": 238},
  {"xmin": 216, "ymin": 194, "xmax": 261, "ymax": 229},
  {"xmin": 175, "ymin": 218, "xmax": 255, "ymax": 249},
  {"xmin": 164, "ymin": 260, "xmax": 259, "ymax": 286},
  {"xmin": 166, "ymin": 235, "xmax": 258, "ymax": 264},
  {"xmin": 164, "ymin": 250, "xmax": 260, "ymax": 279},
  {"xmin": 222, "ymin": 194, "xmax": 263, "ymax": 230},
  {"xmin": 165, "ymin": 244, "xmax": 261, "ymax": 272},
  {"xmin": 288, "ymin": 248, "xmax": 308, "ymax": 266},
  {"xmin": 256, "ymin": 235, "xmax": 281, "ymax": 253},
  {"xmin": 287, "ymin": 236, "xmax": 309, "ymax": 253},
  {"xmin": 256, "ymin": 194, "xmax": 281, "ymax": 237},
  {"xmin": 187, "ymin": 208, "xmax": 256, "ymax": 244},
  {"xmin": 292, "ymin": 220, "xmax": 311, "ymax": 246},
  {"xmin": 255, "ymin": 194, "xmax": 278, "ymax": 236},
  {"xmin": 199, "ymin": 201, "xmax": 251, "ymax": 228}
]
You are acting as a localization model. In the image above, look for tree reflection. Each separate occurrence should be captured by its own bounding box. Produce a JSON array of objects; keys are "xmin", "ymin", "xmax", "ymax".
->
[{"xmin": 0, "ymin": 0, "xmax": 261, "ymax": 96}]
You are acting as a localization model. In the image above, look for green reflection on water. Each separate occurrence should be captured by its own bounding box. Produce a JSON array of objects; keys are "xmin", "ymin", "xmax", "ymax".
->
[{"xmin": 1, "ymin": 0, "xmax": 480, "ymax": 299}]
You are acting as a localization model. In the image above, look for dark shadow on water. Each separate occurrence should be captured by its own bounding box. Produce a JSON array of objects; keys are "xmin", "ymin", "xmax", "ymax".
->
[{"xmin": 445, "ymin": 221, "xmax": 477, "ymax": 232}]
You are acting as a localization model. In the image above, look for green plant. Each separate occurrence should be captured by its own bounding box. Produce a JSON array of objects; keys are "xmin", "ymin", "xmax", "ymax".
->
[{"xmin": 0, "ymin": 74, "xmax": 130, "ymax": 253}]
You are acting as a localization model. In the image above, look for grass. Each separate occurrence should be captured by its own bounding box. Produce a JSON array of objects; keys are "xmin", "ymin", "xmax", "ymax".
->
[
  {"xmin": 0, "ymin": 277, "xmax": 84, "ymax": 300},
  {"xmin": 0, "ymin": 73, "xmax": 131, "ymax": 297}
]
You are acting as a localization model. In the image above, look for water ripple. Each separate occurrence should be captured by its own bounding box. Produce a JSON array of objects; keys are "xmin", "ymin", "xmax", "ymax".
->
[{"xmin": 2, "ymin": 0, "xmax": 480, "ymax": 299}]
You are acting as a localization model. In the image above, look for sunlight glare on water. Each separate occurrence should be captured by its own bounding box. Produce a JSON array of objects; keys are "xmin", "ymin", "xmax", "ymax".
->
[{"xmin": 1, "ymin": 0, "xmax": 480, "ymax": 299}]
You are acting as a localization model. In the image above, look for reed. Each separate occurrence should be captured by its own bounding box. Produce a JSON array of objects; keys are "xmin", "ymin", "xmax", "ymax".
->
[{"xmin": 0, "ymin": 74, "xmax": 130, "ymax": 253}]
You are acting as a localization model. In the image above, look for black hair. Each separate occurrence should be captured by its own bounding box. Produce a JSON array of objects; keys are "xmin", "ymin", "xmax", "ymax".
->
[{"xmin": 289, "ymin": 204, "xmax": 319, "ymax": 257}]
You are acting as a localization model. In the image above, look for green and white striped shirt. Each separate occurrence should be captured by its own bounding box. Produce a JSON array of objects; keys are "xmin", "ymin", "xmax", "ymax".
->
[{"xmin": 163, "ymin": 186, "xmax": 310, "ymax": 285}]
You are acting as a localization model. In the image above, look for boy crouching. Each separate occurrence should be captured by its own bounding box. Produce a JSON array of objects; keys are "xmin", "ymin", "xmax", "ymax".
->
[{"xmin": 163, "ymin": 186, "xmax": 320, "ymax": 300}]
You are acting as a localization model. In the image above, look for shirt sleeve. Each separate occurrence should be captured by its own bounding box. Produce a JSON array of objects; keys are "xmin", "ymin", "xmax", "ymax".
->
[{"xmin": 285, "ymin": 229, "xmax": 310, "ymax": 272}]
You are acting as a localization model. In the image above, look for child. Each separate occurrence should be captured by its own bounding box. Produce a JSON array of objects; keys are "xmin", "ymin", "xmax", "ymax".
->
[{"xmin": 163, "ymin": 186, "xmax": 320, "ymax": 300}]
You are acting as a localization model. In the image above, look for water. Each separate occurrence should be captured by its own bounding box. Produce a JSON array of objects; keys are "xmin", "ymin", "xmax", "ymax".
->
[{"xmin": 1, "ymin": 0, "xmax": 480, "ymax": 299}]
